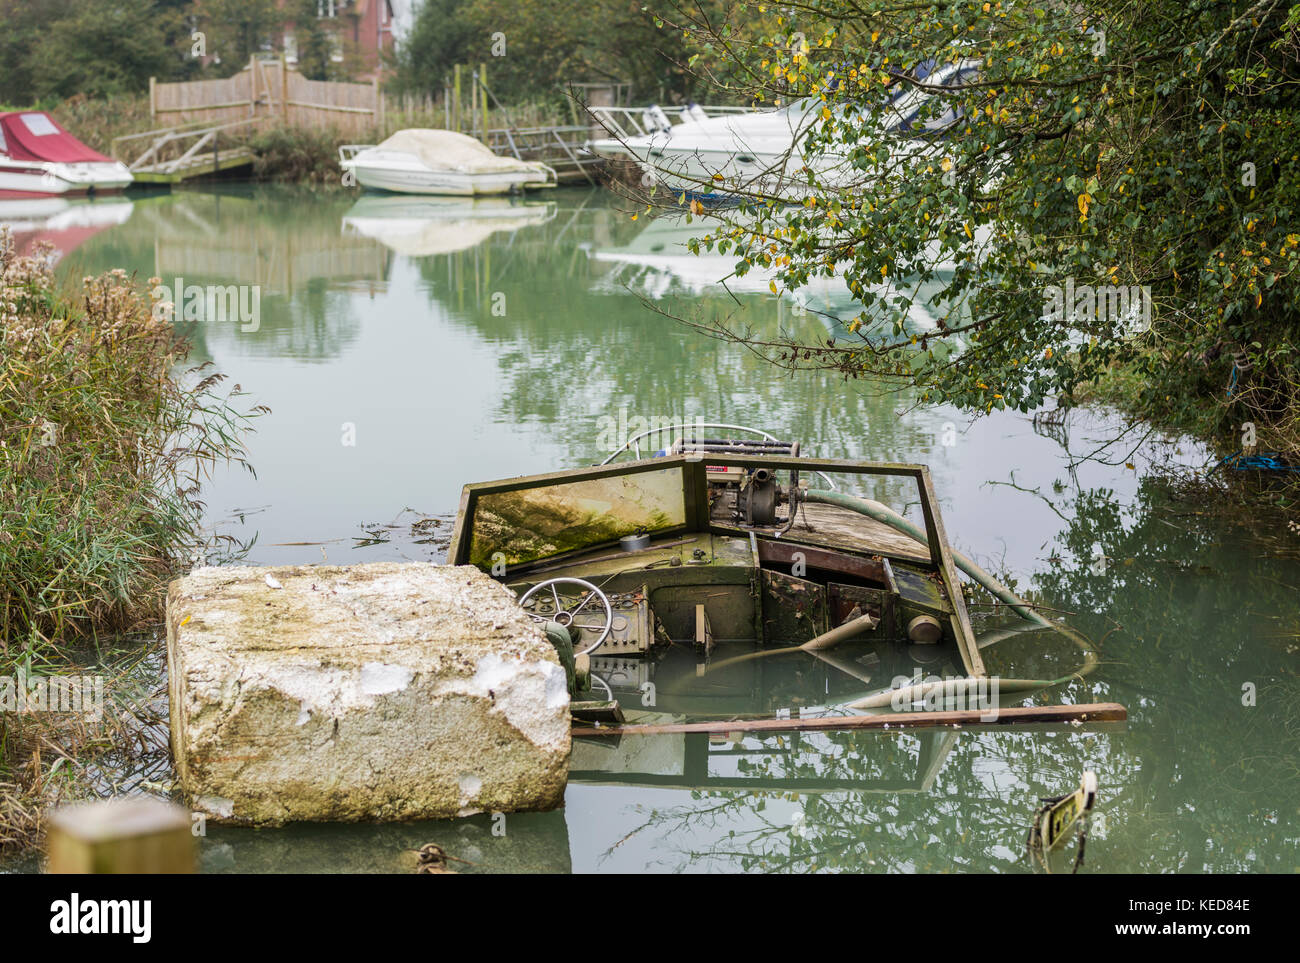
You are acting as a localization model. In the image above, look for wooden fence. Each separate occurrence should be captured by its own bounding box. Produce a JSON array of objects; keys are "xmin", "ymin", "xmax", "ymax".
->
[{"xmin": 150, "ymin": 57, "xmax": 381, "ymax": 138}]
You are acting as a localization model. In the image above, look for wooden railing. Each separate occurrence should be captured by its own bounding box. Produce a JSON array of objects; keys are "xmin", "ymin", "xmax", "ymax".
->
[{"xmin": 111, "ymin": 118, "xmax": 261, "ymax": 183}]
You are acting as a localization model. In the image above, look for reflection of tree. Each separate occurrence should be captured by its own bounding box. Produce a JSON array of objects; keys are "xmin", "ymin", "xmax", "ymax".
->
[
  {"xmin": 422, "ymin": 199, "xmax": 950, "ymax": 507},
  {"xmin": 604, "ymin": 729, "xmax": 1101, "ymax": 873},
  {"xmin": 55, "ymin": 187, "xmax": 382, "ymax": 364},
  {"xmin": 1029, "ymin": 481, "xmax": 1300, "ymax": 873}
]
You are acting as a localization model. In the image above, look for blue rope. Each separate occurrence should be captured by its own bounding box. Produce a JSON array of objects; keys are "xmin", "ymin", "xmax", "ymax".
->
[{"xmin": 1219, "ymin": 451, "xmax": 1300, "ymax": 472}]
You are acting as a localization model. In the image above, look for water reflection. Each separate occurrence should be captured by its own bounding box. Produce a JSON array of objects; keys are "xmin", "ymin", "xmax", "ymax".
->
[
  {"xmin": 588, "ymin": 210, "xmax": 965, "ymax": 340},
  {"xmin": 5, "ymin": 185, "xmax": 1290, "ymax": 874},
  {"xmin": 342, "ymin": 195, "xmax": 556, "ymax": 256},
  {"xmin": 0, "ymin": 195, "xmax": 133, "ymax": 261}
]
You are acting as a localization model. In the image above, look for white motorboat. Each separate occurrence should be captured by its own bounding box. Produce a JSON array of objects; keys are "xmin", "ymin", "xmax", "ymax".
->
[
  {"xmin": 0, "ymin": 111, "xmax": 133, "ymax": 197},
  {"xmin": 586, "ymin": 59, "xmax": 981, "ymax": 199},
  {"xmin": 338, "ymin": 129, "xmax": 557, "ymax": 196}
]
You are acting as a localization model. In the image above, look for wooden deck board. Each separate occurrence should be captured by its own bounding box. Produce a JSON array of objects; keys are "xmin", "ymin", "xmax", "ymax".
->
[
  {"xmin": 132, "ymin": 149, "xmax": 254, "ymax": 183},
  {"xmin": 713, "ymin": 501, "xmax": 931, "ymax": 565}
]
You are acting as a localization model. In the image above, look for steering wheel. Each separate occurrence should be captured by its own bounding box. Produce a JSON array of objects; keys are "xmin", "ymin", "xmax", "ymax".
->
[{"xmin": 518, "ymin": 577, "xmax": 613, "ymax": 656}]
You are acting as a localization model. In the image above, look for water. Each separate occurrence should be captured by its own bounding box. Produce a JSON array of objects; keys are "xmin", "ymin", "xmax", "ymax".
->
[{"xmin": 9, "ymin": 185, "xmax": 1296, "ymax": 873}]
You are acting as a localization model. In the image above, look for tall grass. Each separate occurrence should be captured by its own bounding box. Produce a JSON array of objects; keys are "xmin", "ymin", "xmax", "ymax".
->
[
  {"xmin": 0, "ymin": 231, "xmax": 264, "ymax": 650},
  {"xmin": 1, "ymin": 230, "xmax": 261, "ymax": 856}
]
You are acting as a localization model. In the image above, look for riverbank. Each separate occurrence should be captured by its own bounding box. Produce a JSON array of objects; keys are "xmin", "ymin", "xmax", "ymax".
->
[
  {"xmin": 1075, "ymin": 350, "xmax": 1300, "ymax": 544},
  {"xmin": 41, "ymin": 93, "xmax": 576, "ymax": 188},
  {"xmin": 0, "ymin": 230, "xmax": 258, "ymax": 854}
]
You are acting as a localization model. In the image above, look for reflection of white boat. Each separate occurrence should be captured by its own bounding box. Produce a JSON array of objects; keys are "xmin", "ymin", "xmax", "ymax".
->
[
  {"xmin": 587, "ymin": 214, "xmax": 960, "ymax": 337},
  {"xmin": 587, "ymin": 59, "xmax": 980, "ymax": 199},
  {"xmin": 338, "ymin": 129, "xmax": 556, "ymax": 196},
  {"xmin": 0, "ymin": 111, "xmax": 133, "ymax": 197},
  {"xmin": 0, "ymin": 195, "xmax": 134, "ymax": 260},
  {"xmin": 341, "ymin": 195, "xmax": 556, "ymax": 256}
]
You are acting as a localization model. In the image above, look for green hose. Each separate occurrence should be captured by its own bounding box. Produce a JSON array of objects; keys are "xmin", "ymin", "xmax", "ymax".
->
[
  {"xmin": 802, "ymin": 489, "xmax": 1051, "ymax": 626},
  {"xmin": 799, "ymin": 489, "xmax": 1098, "ymax": 711}
]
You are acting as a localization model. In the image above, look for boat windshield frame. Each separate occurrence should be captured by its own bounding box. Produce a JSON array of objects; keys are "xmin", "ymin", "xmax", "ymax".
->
[{"xmin": 448, "ymin": 453, "xmax": 980, "ymax": 674}]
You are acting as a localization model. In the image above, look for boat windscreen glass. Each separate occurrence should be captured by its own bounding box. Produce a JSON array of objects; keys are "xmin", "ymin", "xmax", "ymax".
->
[
  {"xmin": 465, "ymin": 467, "xmax": 687, "ymax": 568},
  {"xmin": 20, "ymin": 113, "xmax": 60, "ymax": 136}
]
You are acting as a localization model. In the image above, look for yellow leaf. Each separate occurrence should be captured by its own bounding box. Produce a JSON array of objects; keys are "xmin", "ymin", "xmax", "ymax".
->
[
  {"xmin": 769, "ymin": 280, "xmax": 778, "ymax": 295},
  {"xmin": 1077, "ymin": 193, "xmax": 1091, "ymax": 218},
  {"xmin": 963, "ymin": 221, "xmax": 973, "ymax": 239}
]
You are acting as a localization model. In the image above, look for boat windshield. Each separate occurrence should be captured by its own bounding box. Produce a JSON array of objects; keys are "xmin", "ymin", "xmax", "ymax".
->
[
  {"xmin": 20, "ymin": 113, "xmax": 60, "ymax": 136},
  {"xmin": 460, "ymin": 466, "xmax": 688, "ymax": 568}
]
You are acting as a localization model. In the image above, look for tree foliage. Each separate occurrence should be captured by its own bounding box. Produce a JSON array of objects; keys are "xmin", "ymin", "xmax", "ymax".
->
[
  {"xmin": 390, "ymin": 0, "xmax": 709, "ymax": 105},
  {"xmin": 0, "ymin": 0, "xmax": 193, "ymax": 104},
  {"xmin": 659, "ymin": 1, "xmax": 1300, "ymax": 458}
]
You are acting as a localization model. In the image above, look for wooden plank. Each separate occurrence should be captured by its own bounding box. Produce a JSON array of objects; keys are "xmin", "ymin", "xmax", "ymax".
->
[
  {"xmin": 570, "ymin": 700, "xmax": 625, "ymax": 724},
  {"xmin": 694, "ymin": 603, "xmax": 714, "ymax": 656},
  {"xmin": 572, "ymin": 702, "xmax": 1127, "ymax": 737},
  {"xmin": 131, "ymin": 150, "xmax": 253, "ymax": 183}
]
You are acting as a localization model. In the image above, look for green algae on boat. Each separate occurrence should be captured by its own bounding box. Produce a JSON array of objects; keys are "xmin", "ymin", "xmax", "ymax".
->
[{"xmin": 468, "ymin": 469, "xmax": 684, "ymax": 568}]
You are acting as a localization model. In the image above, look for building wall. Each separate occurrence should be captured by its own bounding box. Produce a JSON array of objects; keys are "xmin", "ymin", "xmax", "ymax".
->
[{"xmin": 284, "ymin": 0, "xmax": 416, "ymax": 79}]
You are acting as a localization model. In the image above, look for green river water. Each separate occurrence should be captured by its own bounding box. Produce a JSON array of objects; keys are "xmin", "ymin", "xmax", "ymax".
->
[{"xmin": 7, "ymin": 184, "xmax": 1297, "ymax": 873}]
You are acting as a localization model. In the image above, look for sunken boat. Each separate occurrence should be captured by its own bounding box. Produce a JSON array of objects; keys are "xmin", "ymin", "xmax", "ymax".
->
[{"xmin": 448, "ymin": 424, "xmax": 1120, "ymax": 759}]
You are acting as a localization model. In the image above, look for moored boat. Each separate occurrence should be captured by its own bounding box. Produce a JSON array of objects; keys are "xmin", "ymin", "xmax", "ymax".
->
[
  {"xmin": 586, "ymin": 58, "xmax": 981, "ymax": 200},
  {"xmin": 0, "ymin": 111, "xmax": 133, "ymax": 197},
  {"xmin": 339, "ymin": 129, "xmax": 557, "ymax": 196}
]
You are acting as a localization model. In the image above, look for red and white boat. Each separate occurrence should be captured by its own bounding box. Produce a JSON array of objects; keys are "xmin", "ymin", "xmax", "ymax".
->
[{"xmin": 0, "ymin": 111, "xmax": 133, "ymax": 197}]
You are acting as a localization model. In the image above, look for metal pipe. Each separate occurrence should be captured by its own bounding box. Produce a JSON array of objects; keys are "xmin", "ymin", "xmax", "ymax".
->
[{"xmin": 799, "ymin": 610, "xmax": 880, "ymax": 651}]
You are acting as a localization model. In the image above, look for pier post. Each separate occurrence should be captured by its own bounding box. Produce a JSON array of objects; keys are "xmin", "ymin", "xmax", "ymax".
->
[
  {"xmin": 46, "ymin": 798, "xmax": 196, "ymax": 874},
  {"xmin": 453, "ymin": 64, "xmax": 462, "ymax": 132}
]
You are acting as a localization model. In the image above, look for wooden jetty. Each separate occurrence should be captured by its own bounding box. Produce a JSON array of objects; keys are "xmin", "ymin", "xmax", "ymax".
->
[
  {"xmin": 112, "ymin": 118, "xmax": 259, "ymax": 185},
  {"xmin": 115, "ymin": 55, "xmax": 383, "ymax": 185}
]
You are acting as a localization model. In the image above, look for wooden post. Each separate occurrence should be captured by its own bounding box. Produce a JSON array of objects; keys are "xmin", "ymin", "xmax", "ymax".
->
[
  {"xmin": 148, "ymin": 76, "xmax": 156, "ymax": 123},
  {"xmin": 373, "ymin": 73, "xmax": 382, "ymax": 138},
  {"xmin": 480, "ymin": 62, "xmax": 489, "ymax": 139},
  {"xmin": 452, "ymin": 64, "xmax": 462, "ymax": 133},
  {"xmin": 280, "ymin": 53, "xmax": 288, "ymax": 122},
  {"xmin": 249, "ymin": 56, "xmax": 258, "ymax": 118},
  {"xmin": 471, "ymin": 68, "xmax": 479, "ymax": 138},
  {"xmin": 46, "ymin": 798, "xmax": 196, "ymax": 874}
]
